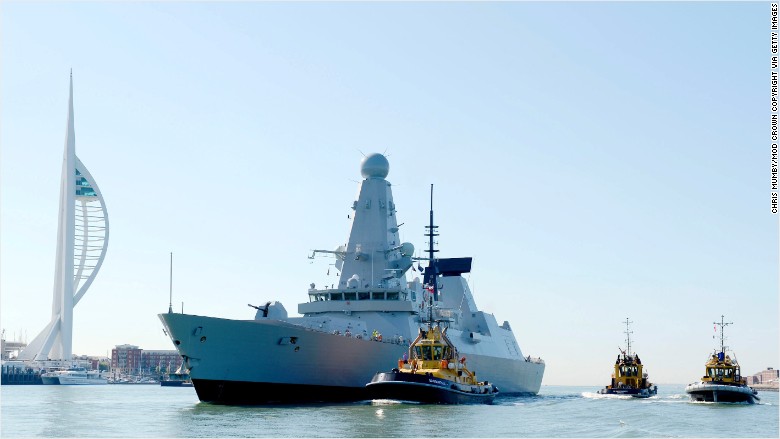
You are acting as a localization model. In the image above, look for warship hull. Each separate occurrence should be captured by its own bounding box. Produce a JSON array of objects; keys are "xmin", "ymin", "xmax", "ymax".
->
[{"xmin": 159, "ymin": 313, "xmax": 544, "ymax": 404}]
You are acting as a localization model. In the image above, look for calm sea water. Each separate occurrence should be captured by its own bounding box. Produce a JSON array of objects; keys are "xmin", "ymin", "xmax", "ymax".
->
[{"xmin": 1, "ymin": 384, "xmax": 777, "ymax": 438}]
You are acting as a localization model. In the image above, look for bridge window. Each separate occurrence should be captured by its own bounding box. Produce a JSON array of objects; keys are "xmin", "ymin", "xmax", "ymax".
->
[
  {"xmin": 386, "ymin": 292, "xmax": 399, "ymax": 300},
  {"xmin": 330, "ymin": 293, "xmax": 343, "ymax": 301},
  {"xmin": 344, "ymin": 292, "xmax": 356, "ymax": 301},
  {"xmin": 358, "ymin": 292, "xmax": 370, "ymax": 300},
  {"xmin": 421, "ymin": 346, "xmax": 432, "ymax": 360},
  {"xmin": 433, "ymin": 346, "xmax": 442, "ymax": 361},
  {"xmin": 372, "ymin": 292, "xmax": 385, "ymax": 300}
]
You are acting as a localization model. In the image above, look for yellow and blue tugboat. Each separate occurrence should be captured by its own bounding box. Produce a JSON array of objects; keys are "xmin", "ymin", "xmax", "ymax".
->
[
  {"xmin": 597, "ymin": 318, "xmax": 657, "ymax": 398},
  {"xmin": 685, "ymin": 316, "xmax": 759, "ymax": 404},
  {"xmin": 366, "ymin": 314, "xmax": 498, "ymax": 404}
]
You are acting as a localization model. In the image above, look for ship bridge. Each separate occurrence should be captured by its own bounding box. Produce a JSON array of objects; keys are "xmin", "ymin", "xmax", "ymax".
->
[{"xmin": 300, "ymin": 287, "xmax": 417, "ymax": 314}]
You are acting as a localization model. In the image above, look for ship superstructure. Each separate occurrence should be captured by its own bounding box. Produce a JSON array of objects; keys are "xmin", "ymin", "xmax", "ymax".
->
[{"xmin": 159, "ymin": 153, "xmax": 544, "ymax": 404}]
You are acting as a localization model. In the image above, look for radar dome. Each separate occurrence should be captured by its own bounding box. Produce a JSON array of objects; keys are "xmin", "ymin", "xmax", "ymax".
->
[{"xmin": 360, "ymin": 153, "xmax": 390, "ymax": 179}]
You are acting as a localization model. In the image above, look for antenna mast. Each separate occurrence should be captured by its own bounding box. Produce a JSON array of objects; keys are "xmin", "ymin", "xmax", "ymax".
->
[
  {"xmin": 168, "ymin": 252, "xmax": 173, "ymax": 314},
  {"xmin": 623, "ymin": 318, "xmax": 634, "ymax": 357},
  {"xmin": 424, "ymin": 184, "xmax": 439, "ymax": 301},
  {"xmin": 714, "ymin": 314, "xmax": 733, "ymax": 354}
]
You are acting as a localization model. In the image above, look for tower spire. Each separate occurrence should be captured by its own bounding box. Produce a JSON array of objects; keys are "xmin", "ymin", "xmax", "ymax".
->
[
  {"xmin": 54, "ymin": 71, "xmax": 77, "ymax": 359},
  {"xmin": 17, "ymin": 72, "xmax": 109, "ymax": 362}
]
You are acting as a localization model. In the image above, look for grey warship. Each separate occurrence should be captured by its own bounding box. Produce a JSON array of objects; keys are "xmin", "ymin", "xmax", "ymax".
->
[{"xmin": 159, "ymin": 153, "xmax": 544, "ymax": 404}]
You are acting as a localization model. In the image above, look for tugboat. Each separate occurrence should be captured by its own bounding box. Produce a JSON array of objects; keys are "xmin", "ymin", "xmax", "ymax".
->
[
  {"xmin": 366, "ymin": 301, "xmax": 498, "ymax": 404},
  {"xmin": 597, "ymin": 318, "xmax": 657, "ymax": 398},
  {"xmin": 685, "ymin": 316, "xmax": 759, "ymax": 404}
]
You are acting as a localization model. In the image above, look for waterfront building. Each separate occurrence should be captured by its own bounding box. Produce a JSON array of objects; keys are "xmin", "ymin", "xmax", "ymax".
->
[
  {"xmin": 16, "ymin": 73, "xmax": 109, "ymax": 362},
  {"xmin": 111, "ymin": 345, "xmax": 182, "ymax": 376},
  {"xmin": 746, "ymin": 367, "xmax": 779, "ymax": 385},
  {"xmin": 111, "ymin": 345, "xmax": 141, "ymax": 374},
  {"xmin": 141, "ymin": 350, "xmax": 183, "ymax": 375},
  {"xmin": 1, "ymin": 335, "xmax": 27, "ymax": 361}
]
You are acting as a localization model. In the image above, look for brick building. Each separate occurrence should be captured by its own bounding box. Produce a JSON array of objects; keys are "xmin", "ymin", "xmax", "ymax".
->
[
  {"xmin": 141, "ymin": 349, "xmax": 183, "ymax": 375},
  {"xmin": 111, "ymin": 344, "xmax": 182, "ymax": 376},
  {"xmin": 111, "ymin": 344, "xmax": 141, "ymax": 374},
  {"xmin": 746, "ymin": 367, "xmax": 779, "ymax": 385}
]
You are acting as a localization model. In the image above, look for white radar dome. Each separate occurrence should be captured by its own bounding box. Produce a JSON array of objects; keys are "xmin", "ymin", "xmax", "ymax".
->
[
  {"xmin": 400, "ymin": 242, "xmax": 414, "ymax": 257},
  {"xmin": 360, "ymin": 153, "xmax": 390, "ymax": 179}
]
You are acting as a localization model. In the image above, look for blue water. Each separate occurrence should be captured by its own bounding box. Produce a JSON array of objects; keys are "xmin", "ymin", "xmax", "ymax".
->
[{"xmin": 1, "ymin": 384, "xmax": 777, "ymax": 437}]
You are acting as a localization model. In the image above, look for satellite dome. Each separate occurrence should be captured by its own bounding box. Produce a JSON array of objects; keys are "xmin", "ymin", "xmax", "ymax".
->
[{"xmin": 360, "ymin": 153, "xmax": 390, "ymax": 179}]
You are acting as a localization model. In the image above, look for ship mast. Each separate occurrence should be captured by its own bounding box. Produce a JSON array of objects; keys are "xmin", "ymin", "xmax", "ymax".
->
[
  {"xmin": 168, "ymin": 252, "xmax": 173, "ymax": 314},
  {"xmin": 623, "ymin": 318, "xmax": 633, "ymax": 357},
  {"xmin": 424, "ymin": 184, "xmax": 439, "ymax": 302},
  {"xmin": 714, "ymin": 314, "xmax": 733, "ymax": 355}
]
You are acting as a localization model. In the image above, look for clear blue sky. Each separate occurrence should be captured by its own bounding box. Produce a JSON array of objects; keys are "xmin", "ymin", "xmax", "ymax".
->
[{"xmin": 1, "ymin": 1, "xmax": 776, "ymax": 386}]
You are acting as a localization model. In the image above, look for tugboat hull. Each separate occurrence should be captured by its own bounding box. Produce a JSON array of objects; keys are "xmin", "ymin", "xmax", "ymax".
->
[
  {"xmin": 597, "ymin": 386, "xmax": 657, "ymax": 398},
  {"xmin": 685, "ymin": 382, "xmax": 760, "ymax": 404},
  {"xmin": 366, "ymin": 371, "xmax": 497, "ymax": 404},
  {"xmin": 160, "ymin": 380, "xmax": 194, "ymax": 388}
]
